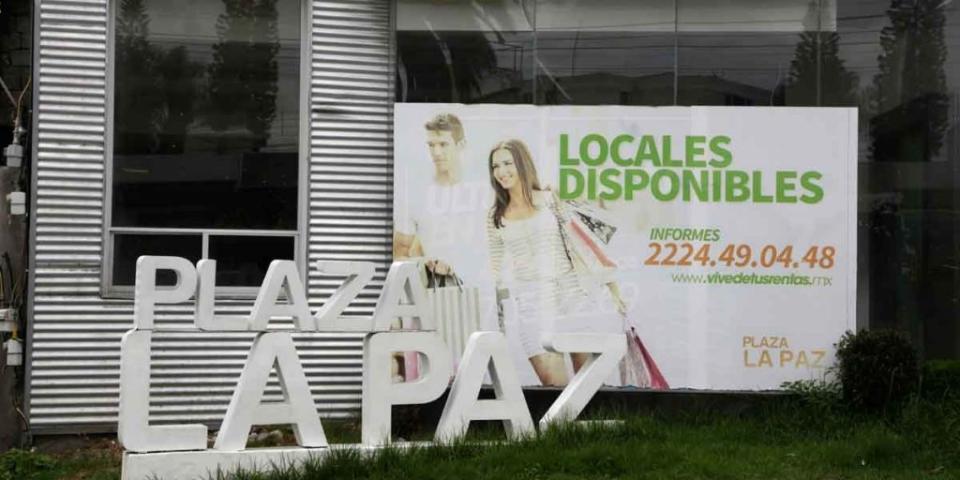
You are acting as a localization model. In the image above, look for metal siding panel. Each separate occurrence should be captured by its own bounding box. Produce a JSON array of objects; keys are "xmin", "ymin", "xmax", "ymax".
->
[{"xmin": 30, "ymin": 0, "xmax": 391, "ymax": 433}]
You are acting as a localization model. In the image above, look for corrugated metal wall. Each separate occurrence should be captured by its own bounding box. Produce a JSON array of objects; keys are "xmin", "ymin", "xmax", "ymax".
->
[{"xmin": 28, "ymin": 0, "xmax": 392, "ymax": 433}]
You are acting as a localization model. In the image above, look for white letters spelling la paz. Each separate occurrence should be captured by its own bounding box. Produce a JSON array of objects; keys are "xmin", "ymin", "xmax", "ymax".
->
[{"xmin": 119, "ymin": 257, "xmax": 626, "ymax": 478}]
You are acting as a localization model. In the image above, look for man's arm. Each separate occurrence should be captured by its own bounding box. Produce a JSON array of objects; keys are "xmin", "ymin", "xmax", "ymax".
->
[{"xmin": 393, "ymin": 231, "xmax": 423, "ymax": 259}]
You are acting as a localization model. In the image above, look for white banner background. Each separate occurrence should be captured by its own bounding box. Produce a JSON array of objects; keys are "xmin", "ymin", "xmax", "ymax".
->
[{"xmin": 394, "ymin": 104, "xmax": 857, "ymax": 390}]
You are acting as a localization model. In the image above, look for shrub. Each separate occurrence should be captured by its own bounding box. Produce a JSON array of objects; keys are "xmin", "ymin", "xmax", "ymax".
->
[
  {"xmin": 835, "ymin": 329, "xmax": 919, "ymax": 413},
  {"xmin": 921, "ymin": 360, "xmax": 960, "ymax": 401}
]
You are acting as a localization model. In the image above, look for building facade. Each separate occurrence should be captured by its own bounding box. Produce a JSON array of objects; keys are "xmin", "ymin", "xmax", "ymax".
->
[{"xmin": 18, "ymin": 0, "xmax": 960, "ymax": 433}]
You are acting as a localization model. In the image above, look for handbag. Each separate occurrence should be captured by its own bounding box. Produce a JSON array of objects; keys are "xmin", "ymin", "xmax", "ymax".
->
[{"xmin": 403, "ymin": 268, "xmax": 481, "ymax": 381}]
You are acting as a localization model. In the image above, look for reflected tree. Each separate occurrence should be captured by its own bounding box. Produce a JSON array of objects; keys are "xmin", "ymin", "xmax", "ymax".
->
[
  {"xmin": 870, "ymin": 0, "xmax": 948, "ymax": 163},
  {"xmin": 156, "ymin": 46, "xmax": 200, "ymax": 154},
  {"xmin": 207, "ymin": 0, "xmax": 280, "ymax": 151},
  {"xmin": 866, "ymin": 0, "xmax": 951, "ymax": 357},
  {"xmin": 397, "ymin": 32, "xmax": 499, "ymax": 103},
  {"xmin": 115, "ymin": 0, "xmax": 163, "ymax": 153},
  {"xmin": 784, "ymin": 32, "xmax": 858, "ymax": 106},
  {"xmin": 116, "ymin": 0, "xmax": 201, "ymax": 154}
]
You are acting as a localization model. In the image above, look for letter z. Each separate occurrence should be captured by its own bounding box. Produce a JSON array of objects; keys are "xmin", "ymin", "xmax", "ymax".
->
[{"xmin": 539, "ymin": 334, "xmax": 626, "ymax": 429}]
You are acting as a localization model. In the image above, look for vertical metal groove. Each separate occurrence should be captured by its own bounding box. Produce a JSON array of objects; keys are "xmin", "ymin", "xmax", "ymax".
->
[
  {"xmin": 309, "ymin": 0, "xmax": 392, "ymax": 315},
  {"xmin": 29, "ymin": 0, "xmax": 391, "ymax": 433}
]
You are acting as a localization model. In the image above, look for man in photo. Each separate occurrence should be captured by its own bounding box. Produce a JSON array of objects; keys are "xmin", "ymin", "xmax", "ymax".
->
[
  {"xmin": 392, "ymin": 112, "xmax": 494, "ymax": 381},
  {"xmin": 393, "ymin": 112, "xmax": 488, "ymax": 284}
]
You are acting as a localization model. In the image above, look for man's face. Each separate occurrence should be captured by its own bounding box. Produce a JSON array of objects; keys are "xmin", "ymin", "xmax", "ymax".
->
[{"xmin": 426, "ymin": 130, "xmax": 462, "ymax": 174}]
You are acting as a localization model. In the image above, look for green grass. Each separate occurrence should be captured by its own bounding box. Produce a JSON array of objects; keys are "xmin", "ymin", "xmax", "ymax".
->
[
  {"xmin": 217, "ymin": 396, "xmax": 960, "ymax": 480},
  {"xmin": 4, "ymin": 398, "xmax": 960, "ymax": 480}
]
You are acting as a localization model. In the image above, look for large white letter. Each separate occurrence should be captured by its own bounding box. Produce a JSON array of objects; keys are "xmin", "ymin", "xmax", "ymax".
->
[
  {"xmin": 133, "ymin": 256, "xmax": 197, "ymax": 330},
  {"xmin": 119, "ymin": 330, "xmax": 207, "ymax": 452},
  {"xmin": 313, "ymin": 260, "xmax": 375, "ymax": 332},
  {"xmin": 370, "ymin": 261, "xmax": 433, "ymax": 331},
  {"xmin": 435, "ymin": 332, "xmax": 534, "ymax": 441},
  {"xmin": 248, "ymin": 261, "xmax": 315, "ymax": 331},
  {"xmin": 214, "ymin": 332, "xmax": 327, "ymax": 451},
  {"xmin": 361, "ymin": 331, "xmax": 452, "ymax": 446},
  {"xmin": 539, "ymin": 333, "xmax": 626, "ymax": 430},
  {"xmin": 194, "ymin": 259, "xmax": 251, "ymax": 331}
]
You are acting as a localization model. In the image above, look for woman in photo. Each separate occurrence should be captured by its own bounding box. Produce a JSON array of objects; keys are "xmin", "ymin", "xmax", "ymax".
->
[
  {"xmin": 485, "ymin": 139, "xmax": 615, "ymax": 386},
  {"xmin": 485, "ymin": 138, "xmax": 669, "ymax": 389}
]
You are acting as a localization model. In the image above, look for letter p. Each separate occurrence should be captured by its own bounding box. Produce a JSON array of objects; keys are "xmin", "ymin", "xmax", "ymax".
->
[
  {"xmin": 361, "ymin": 332, "xmax": 452, "ymax": 446},
  {"xmin": 133, "ymin": 256, "xmax": 197, "ymax": 330}
]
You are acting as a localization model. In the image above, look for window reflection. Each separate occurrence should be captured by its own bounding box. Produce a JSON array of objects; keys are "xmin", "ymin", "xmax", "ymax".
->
[
  {"xmin": 112, "ymin": 0, "xmax": 299, "ymax": 230},
  {"xmin": 209, "ymin": 236, "xmax": 295, "ymax": 286},
  {"xmin": 677, "ymin": 32, "xmax": 856, "ymax": 106},
  {"xmin": 397, "ymin": 31, "xmax": 534, "ymax": 103},
  {"xmin": 837, "ymin": 0, "xmax": 960, "ymax": 358},
  {"xmin": 113, "ymin": 234, "xmax": 202, "ymax": 286},
  {"xmin": 868, "ymin": 0, "xmax": 949, "ymax": 164},
  {"xmin": 396, "ymin": 0, "xmax": 534, "ymax": 103},
  {"xmin": 393, "ymin": 0, "xmax": 960, "ymax": 359},
  {"xmin": 676, "ymin": 0, "xmax": 845, "ymax": 106},
  {"xmin": 534, "ymin": 0, "xmax": 675, "ymax": 105},
  {"xmin": 536, "ymin": 32, "xmax": 675, "ymax": 105}
]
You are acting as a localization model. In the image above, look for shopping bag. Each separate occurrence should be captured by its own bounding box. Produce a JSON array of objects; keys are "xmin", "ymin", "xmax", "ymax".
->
[
  {"xmin": 403, "ymin": 271, "xmax": 480, "ymax": 381},
  {"xmin": 565, "ymin": 199, "xmax": 618, "ymax": 245},
  {"xmin": 429, "ymin": 282, "xmax": 481, "ymax": 366},
  {"xmin": 620, "ymin": 324, "xmax": 669, "ymax": 390},
  {"xmin": 549, "ymin": 195, "xmax": 618, "ymax": 291}
]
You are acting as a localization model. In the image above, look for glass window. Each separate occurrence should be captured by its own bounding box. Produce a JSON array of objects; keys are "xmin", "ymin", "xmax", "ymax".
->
[
  {"xmin": 393, "ymin": 0, "xmax": 960, "ymax": 359},
  {"xmin": 109, "ymin": 0, "xmax": 301, "ymax": 290},
  {"xmin": 677, "ymin": 0, "xmax": 839, "ymax": 106},
  {"xmin": 836, "ymin": 0, "xmax": 960, "ymax": 359},
  {"xmin": 535, "ymin": 31, "xmax": 676, "ymax": 106},
  {"xmin": 113, "ymin": 233, "xmax": 202, "ymax": 286},
  {"xmin": 396, "ymin": 0, "xmax": 534, "ymax": 103},
  {"xmin": 534, "ymin": 0, "xmax": 675, "ymax": 105},
  {"xmin": 208, "ymin": 235, "xmax": 295, "ymax": 286}
]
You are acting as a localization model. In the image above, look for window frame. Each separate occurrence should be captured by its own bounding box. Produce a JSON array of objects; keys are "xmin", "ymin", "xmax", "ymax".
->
[{"xmin": 102, "ymin": 0, "xmax": 311, "ymax": 299}]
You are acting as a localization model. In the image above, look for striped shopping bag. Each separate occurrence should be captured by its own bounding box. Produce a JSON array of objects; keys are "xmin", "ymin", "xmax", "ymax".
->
[{"xmin": 403, "ymin": 276, "xmax": 480, "ymax": 381}]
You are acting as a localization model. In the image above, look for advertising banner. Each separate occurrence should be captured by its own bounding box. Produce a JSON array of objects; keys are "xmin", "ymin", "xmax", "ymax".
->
[{"xmin": 393, "ymin": 104, "xmax": 857, "ymax": 390}]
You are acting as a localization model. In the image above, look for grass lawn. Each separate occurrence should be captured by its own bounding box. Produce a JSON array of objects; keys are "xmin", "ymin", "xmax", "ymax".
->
[{"xmin": 4, "ymin": 396, "xmax": 959, "ymax": 480}]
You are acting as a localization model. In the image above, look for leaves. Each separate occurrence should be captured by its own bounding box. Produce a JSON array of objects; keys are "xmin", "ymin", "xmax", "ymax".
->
[{"xmin": 836, "ymin": 329, "xmax": 919, "ymax": 413}]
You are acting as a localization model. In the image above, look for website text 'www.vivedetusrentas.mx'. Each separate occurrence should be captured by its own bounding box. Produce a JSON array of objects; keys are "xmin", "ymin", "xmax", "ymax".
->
[{"xmin": 671, "ymin": 271, "xmax": 834, "ymax": 287}]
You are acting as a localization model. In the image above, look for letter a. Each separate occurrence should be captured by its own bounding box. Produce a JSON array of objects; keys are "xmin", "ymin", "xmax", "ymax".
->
[
  {"xmin": 370, "ymin": 261, "xmax": 433, "ymax": 331},
  {"xmin": 436, "ymin": 332, "xmax": 534, "ymax": 441},
  {"xmin": 249, "ymin": 261, "xmax": 315, "ymax": 331},
  {"xmin": 214, "ymin": 332, "xmax": 327, "ymax": 450}
]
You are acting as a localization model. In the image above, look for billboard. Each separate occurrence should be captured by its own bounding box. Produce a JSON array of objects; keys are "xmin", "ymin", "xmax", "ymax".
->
[{"xmin": 393, "ymin": 104, "xmax": 857, "ymax": 390}]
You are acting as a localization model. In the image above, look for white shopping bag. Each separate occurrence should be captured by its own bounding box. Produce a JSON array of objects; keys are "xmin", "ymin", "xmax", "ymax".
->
[
  {"xmin": 429, "ymin": 283, "xmax": 481, "ymax": 368},
  {"xmin": 402, "ymin": 270, "xmax": 481, "ymax": 381}
]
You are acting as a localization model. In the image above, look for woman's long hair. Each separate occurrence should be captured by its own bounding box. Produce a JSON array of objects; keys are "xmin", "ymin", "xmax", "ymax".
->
[{"xmin": 489, "ymin": 139, "xmax": 542, "ymax": 228}]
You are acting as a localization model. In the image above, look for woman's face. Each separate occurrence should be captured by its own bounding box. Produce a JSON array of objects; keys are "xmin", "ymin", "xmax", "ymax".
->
[{"xmin": 491, "ymin": 148, "xmax": 519, "ymax": 191}]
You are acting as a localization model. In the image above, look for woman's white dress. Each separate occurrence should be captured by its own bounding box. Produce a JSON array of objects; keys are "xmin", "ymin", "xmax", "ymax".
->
[{"xmin": 486, "ymin": 192, "xmax": 597, "ymax": 356}]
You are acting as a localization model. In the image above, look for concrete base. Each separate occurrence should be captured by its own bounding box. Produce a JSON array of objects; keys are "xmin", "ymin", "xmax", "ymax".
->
[
  {"xmin": 121, "ymin": 443, "xmax": 428, "ymax": 480},
  {"xmin": 122, "ymin": 447, "xmax": 328, "ymax": 480}
]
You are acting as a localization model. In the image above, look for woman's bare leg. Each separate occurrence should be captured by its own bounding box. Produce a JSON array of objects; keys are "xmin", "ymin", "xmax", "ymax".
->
[
  {"xmin": 529, "ymin": 353, "xmax": 568, "ymax": 386},
  {"xmin": 571, "ymin": 352, "xmax": 592, "ymax": 374}
]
